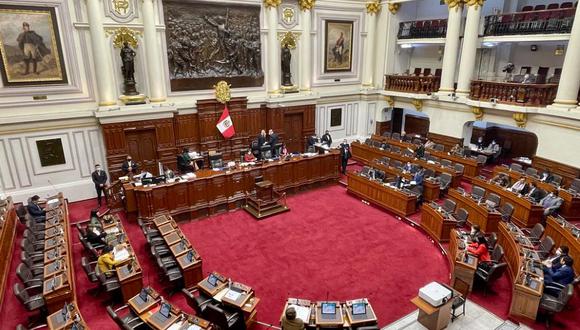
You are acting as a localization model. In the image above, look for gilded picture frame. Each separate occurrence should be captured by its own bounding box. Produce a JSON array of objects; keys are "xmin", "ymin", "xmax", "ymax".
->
[
  {"xmin": 324, "ymin": 20, "xmax": 354, "ymax": 73},
  {"xmin": 0, "ymin": 5, "xmax": 67, "ymax": 86}
]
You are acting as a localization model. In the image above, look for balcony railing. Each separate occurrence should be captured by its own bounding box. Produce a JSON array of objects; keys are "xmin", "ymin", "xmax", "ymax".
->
[
  {"xmin": 469, "ymin": 80, "xmax": 558, "ymax": 107},
  {"xmin": 384, "ymin": 75, "xmax": 441, "ymax": 94},
  {"xmin": 484, "ymin": 8, "xmax": 575, "ymax": 36},
  {"xmin": 398, "ymin": 19, "xmax": 448, "ymax": 39}
]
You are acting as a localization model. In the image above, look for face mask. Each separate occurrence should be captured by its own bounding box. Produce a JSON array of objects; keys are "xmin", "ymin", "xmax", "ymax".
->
[
  {"xmin": 556, "ymin": 249, "xmax": 561, "ymax": 256},
  {"xmin": 96, "ymin": 167, "xmax": 101, "ymax": 171},
  {"xmin": 470, "ymin": 228, "xmax": 476, "ymax": 235}
]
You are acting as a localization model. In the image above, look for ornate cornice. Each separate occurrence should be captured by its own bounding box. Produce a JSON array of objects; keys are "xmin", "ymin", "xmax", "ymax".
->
[
  {"xmin": 385, "ymin": 96, "xmax": 395, "ymax": 107},
  {"xmin": 445, "ymin": 0, "xmax": 464, "ymax": 11},
  {"xmin": 298, "ymin": 0, "xmax": 315, "ymax": 11},
  {"xmin": 388, "ymin": 3, "xmax": 401, "ymax": 15},
  {"xmin": 513, "ymin": 112, "xmax": 527, "ymax": 128},
  {"xmin": 105, "ymin": 27, "xmax": 142, "ymax": 49},
  {"xmin": 264, "ymin": 0, "xmax": 282, "ymax": 9},
  {"xmin": 471, "ymin": 106, "xmax": 484, "ymax": 120},
  {"xmin": 465, "ymin": 0, "xmax": 485, "ymax": 9},
  {"xmin": 366, "ymin": 0, "xmax": 381, "ymax": 15},
  {"xmin": 411, "ymin": 99, "xmax": 423, "ymax": 112}
]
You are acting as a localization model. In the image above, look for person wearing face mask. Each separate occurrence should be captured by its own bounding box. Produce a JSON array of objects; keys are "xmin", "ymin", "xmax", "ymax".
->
[
  {"xmin": 540, "ymin": 191, "xmax": 563, "ymax": 216},
  {"xmin": 543, "ymin": 256, "xmax": 575, "ymax": 293},
  {"xmin": 544, "ymin": 246, "xmax": 571, "ymax": 270},
  {"xmin": 27, "ymin": 195, "xmax": 46, "ymax": 223},
  {"xmin": 121, "ymin": 155, "xmax": 139, "ymax": 175},
  {"xmin": 91, "ymin": 164, "xmax": 108, "ymax": 207}
]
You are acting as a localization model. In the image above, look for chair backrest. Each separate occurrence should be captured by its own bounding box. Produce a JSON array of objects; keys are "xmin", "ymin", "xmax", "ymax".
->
[
  {"xmin": 522, "ymin": 5, "xmax": 533, "ymax": 11},
  {"xmin": 491, "ymin": 244, "xmax": 504, "ymax": 263},
  {"xmin": 434, "ymin": 68, "xmax": 442, "ymax": 77},
  {"xmin": 181, "ymin": 288, "xmax": 203, "ymax": 314},
  {"xmin": 540, "ymin": 236, "xmax": 555, "ymax": 255},
  {"xmin": 434, "ymin": 144, "xmax": 444, "ymax": 151},
  {"xmin": 81, "ymin": 257, "xmax": 97, "ymax": 282},
  {"xmin": 106, "ymin": 306, "xmax": 124, "ymax": 328},
  {"xmin": 551, "ymin": 174, "xmax": 563, "ymax": 186},
  {"xmin": 534, "ymin": 4, "xmax": 546, "ymax": 10},
  {"xmin": 16, "ymin": 205, "xmax": 27, "ymax": 222},
  {"xmin": 486, "ymin": 193, "xmax": 501, "ymax": 206},
  {"xmin": 364, "ymin": 138, "xmax": 371, "ymax": 145},
  {"xmin": 16, "ymin": 263, "xmax": 33, "ymax": 283},
  {"xmin": 205, "ymin": 304, "xmax": 230, "ymax": 329},
  {"xmin": 476, "ymin": 155, "xmax": 487, "ymax": 164},
  {"xmin": 443, "ymin": 199, "xmax": 457, "ymax": 213},
  {"xmin": 510, "ymin": 163, "xmax": 523, "ymax": 172},
  {"xmin": 488, "ymin": 262, "xmax": 508, "ymax": 283},
  {"xmin": 530, "ymin": 223, "xmax": 545, "ymax": 239},
  {"xmin": 487, "ymin": 233, "xmax": 498, "ymax": 250},
  {"xmin": 558, "ymin": 284, "xmax": 574, "ymax": 308},
  {"xmin": 392, "ymin": 160, "xmax": 402, "ymax": 169},
  {"xmin": 525, "ymin": 167, "xmax": 538, "ymax": 177},
  {"xmin": 413, "ymin": 68, "xmax": 422, "ymax": 76},
  {"xmin": 392, "ymin": 132, "xmax": 401, "ymax": 140},
  {"xmin": 441, "ymin": 159, "xmax": 452, "ymax": 167},
  {"xmin": 570, "ymin": 178, "xmax": 580, "ymax": 191},
  {"xmin": 454, "ymin": 164, "xmax": 464, "ymax": 174},
  {"xmin": 423, "ymin": 68, "xmax": 431, "ymax": 76},
  {"xmin": 14, "ymin": 283, "xmax": 29, "ymax": 304},
  {"xmin": 379, "ymin": 157, "xmax": 390, "ymax": 165},
  {"xmin": 453, "ymin": 277, "xmax": 471, "ymax": 299},
  {"xmin": 424, "ymin": 169, "xmax": 435, "ymax": 178},
  {"xmin": 440, "ymin": 173, "xmax": 452, "ymax": 184},
  {"xmin": 547, "ymin": 3, "xmax": 560, "ymax": 10},
  {"xmin": 391, "ymin": 146, "xmax": 401, "ymax": 153},
  {"xmin": 382, "ymin": 131, "xmax": 391, "ymax": 138},
  {"xmin": 456, "ymin": 208, "xmax": 469, "ymax": 222},
  {"xmin": 561, "ymin": 2, "xmax": 573, "ymax": 8},
  {"xmin": 501, "ymin": 203, "xmax": 514, "ymax": 217}
]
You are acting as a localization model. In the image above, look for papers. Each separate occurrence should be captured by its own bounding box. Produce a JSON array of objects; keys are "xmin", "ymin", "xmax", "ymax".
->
[
  {"xmin": 167, "ymin": 322, "xmax": 183, "ymax": 330},
  {"xmin": 213, "ymin": 288, "xmax": 228, "ymax": 302},
  {"xmin": 104, "ymin": 227, "xmax": 119, "ymax": 234},
  {"xmin": 134, "ymin": 182, "xmax": 143, "ymax": 187},
  {"xmin": 113, "ymin": 248, "xmax": 130, "ymax": 262},
  {"xmin": 118, "ymin": 176, "xmax": 129, "ymax": 181},
  {"xmin": 185, "ymin": 325, "xmax": 202, "ymax": 330},
  {"xmin": 224, "ymin": 289, "xmax": 242, "ymax": 301},
  {"xmin": 288, "ymin": 304, "xmax": 311, "ymax": 323}
]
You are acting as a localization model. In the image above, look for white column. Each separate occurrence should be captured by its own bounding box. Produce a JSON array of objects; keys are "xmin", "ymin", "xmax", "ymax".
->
[
  {"xmin": 373, "ymin": 6, "xmax": 389, "ymax": 89},
  {"xmin": 266, "ymin": 5, "xmax": 280, "ymax": 94},
  {"xmin": 439, "ymin": 3, "xmax": 463, "ymax": 93},
  {"xmin": 456, "ymin": 2, "xmax": 483, "ymax": 95},
  {"xmin": 142, "ymin": 0, "xmax": 166, "ymax": 102},
  {"xmin": 300, "ymin": 8, "xmax": 312, "ymax": 92},
  {"xmin": 553, "ymin": 4, "xmax": 580, "ymax": 108},
  {"xmin": 86, "ymin": 0, "xmax": 116, "ymax": 106},
  {"xmin": 362, "ymin": 6, "xmax": 379, "ymax": 87}
]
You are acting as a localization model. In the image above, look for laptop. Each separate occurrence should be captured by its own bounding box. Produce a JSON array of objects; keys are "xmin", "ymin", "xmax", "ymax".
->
[
  {"xmin": 352, "ymin": 302, "xmax": 366, "ymax": 315},
  {"xmin": 321, "ymin": 302, "xmax": 336, "ymax": 319},
  {"xmin": 137, "ymin": 288, "xmax": 148, "ymax": 304},
  {"xmin": 207, "ymin": 273, "xmax": 219, "ymax": 287}
]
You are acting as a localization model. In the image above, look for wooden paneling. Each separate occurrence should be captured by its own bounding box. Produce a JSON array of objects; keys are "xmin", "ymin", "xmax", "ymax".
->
[
  {"xmin": 375, "ymin": 121, "xmax": 391, "ymax": 136},
  {"xmin": 347, "ymin": 172, "xmax": 417, "ymax": 216},
  {"xmin": 420, "ymin": 204, "xmax": 456, "ymax": 242},
  {"xmin": 532, "ymin": 156, "xmax": 580, "ymax": 188},
  {"xmin": 544, "ymin": 216, "xmax": 580, "ymax": 275},
  {"xmin": 427, "ymin": 132, "xmax": 464, "ymax": 151},
  {"xmin": 0, "ymin": 198, "xmax": 17, "ymax": 312},
  {"xmin": 404, "ymin": 114, "xmax": 430, "ymax": 137},
  {"xmin": 471, "ymin": 126, "xmax": 537, "ymax": 159}
]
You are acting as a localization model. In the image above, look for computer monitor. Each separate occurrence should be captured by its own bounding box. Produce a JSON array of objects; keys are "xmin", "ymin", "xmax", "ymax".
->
[
  {"xmin": 186, "ymin": 250, "xmax": 194, "ymax": 262},
  {"xmin": 62, "ymin": 302, "xmax": 69, "ymax": 318},
  {"xmin": 321, "ymin": 302, "xmax": 336, "ymax": 314},
  {"xmin": 152, "ymin": 175, "xmax": 166, "ymax": 184},
  {"xmin": 138, "ymin": 288, "xmax": 148, "ymax": 302},
  {"xmin": 352, "ymin": 302, "xmax": 366, "ymax": 315},
  {"xmin": 159, "ymin": 303, "xmax": 171, "ymax": 319},
  {"xmin": 208, "ymin": 273, "xmax": 219, "ymax": 287},
  {"xmin": 368, "ymin": 169, "xmax": 376, "ymax": 180}
]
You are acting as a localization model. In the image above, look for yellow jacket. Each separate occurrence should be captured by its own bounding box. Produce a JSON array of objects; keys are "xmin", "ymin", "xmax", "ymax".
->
[{"xmin": 97, "ymin": 252, "xmax": 118, "ymax": 274}]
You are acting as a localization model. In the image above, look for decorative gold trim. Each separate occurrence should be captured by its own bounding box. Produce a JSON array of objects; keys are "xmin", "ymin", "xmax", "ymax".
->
[
  {"xmin": 278, "ymin": 31, "xmax": 299, "ymax": 49},
  {"xmin": 533, "ymin": 120, "xmax": 580, "ymax": 131},
  {"xmin": 366, "ymin": 0, "xmax": 381, "ymax": 15},
  {"xmin": 119, "ymin": 94, "xmax": 147, "ymax": 104},
  {"xmin": 513, "ymin": 112, "xmax": 527, "ymax": 128},
  {"xmin": 105, "ymin": 26, "xmax": 142, "ymax": 49},
  {"xmin": 298, "ymin": 0, "xmax": 315, "ymax": 11},
  {"xmin": 99, "ymin": 100, "xmax": 118, "ymax": 106},
  {"xmin": 214, "ymin": 81, "xmax": 232, "ymax": 104},
  {"xmin": 445, "ymin": 0, "xmax": 464, "ymax": 11},
  {"xmin": 149, "ymin": 97, "xmax": 166, "ymax": 103},
  {"xmin": 385, "ymin": 96, "xmax": 395, "ymax": 107},
  {"xmin": 553, "ymin": 99, "xmax": 579, "ymax": 105},
  {"xmin": 268, "ymin": 89, "xmax": 282, "ymax": 94},
  {"xmin": 439, "ymin": 87, "xmax": 455, "ymax": 92},
  {"xmin": 411, "ymin": 99, "xmax": 423, "ymax": 111},
  {"xmin": 465, "ymin": 0, "xmax": 485, "ymax": 9},
  {"xmin": 455, "ymin": 89, "xmax": 470, "ymax": 94},
  {"xmin": 264, "ymin": 0, "xmax": 282, "ymax": 9},
  {"xmin": 471, "ymin": 106, "xmax": 484, "ymax": 120},
  {"xmin": 388, "ymin": 3, "xmax": 401, "ymax": 14}
]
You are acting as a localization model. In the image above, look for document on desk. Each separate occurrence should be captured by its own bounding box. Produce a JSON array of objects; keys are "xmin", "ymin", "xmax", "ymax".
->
[
  {"xmin": 105, "ymin": 227, "xmax": 119, "ymax": 234},
  {"xmin": 113, "ymin": 248, "xmax": 130, "ymax": 262},
  {"xmin": 288, "ymin": 304, "xmax": 311, "ymax": 323},
  {"xmin": 224, "ymin": 289, "xmax": 242, "ymax": 301},
  {"xmin": 167, "ymin": 322, "xmax": 183, "ymax": 330},
  {"xmin": 213, "ymin": 288, "xmax": 228, "ymax": 302}
]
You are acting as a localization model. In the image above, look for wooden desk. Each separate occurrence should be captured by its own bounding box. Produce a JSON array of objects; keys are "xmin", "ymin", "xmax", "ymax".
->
[
  {"xmin": 544, "ymin": 216, "xmax": 580, "ymax": 275},
  {"xmin": 411, "ymin": 294, "xmax": 455, "ymax": 330},
  {"xmin": 448, "ymin": 189, "xmax": 502, "ymax": 233},
  {"xmin": 497, "ymin": 222, "xmax": 543, "ymax": 320},
  {"xmin": 372, "ymin": 160, "xmax": 440, "ymax": 202},
  {"xmin": 315, "ymin": 302, "xmax": 344, "ymax": 327},
  {"xmin": 352, "ymin": 142, "xmax": 462, "ymax": 188},
  {"xmin": 0, "ymin": 197, "xmax": 17, "ymax": 312},
  {"xmin": 449, "ymin": 230, "xmax": 478, "ymax": 291},
  {"xmin": 176, "ymin": 253, "xmax": 203, "ymax": 288},
  {"xmin": 280, "ymin": 299, "xmax": 315, "ymax": 326},
  {"xmin": 125, "ymin": 152, "xmax": 339, "ymax": 220},
  {"xmin": 420, "ymin": 204, "xmax": 456, "ymax": 243},
  {"xmin": 429, "ymin": 149, "xmax": 482, "ymax": 179},
  {"xmin": 371, "ymin": 134, "xmax": 417, "ymax": 151},
  {"xmin": 344, "ymin": 299, "xmax": 378, "ymax": 326},
  {"xmin": 46, "ymin": 302, "xmax": 88, "ymax": 330},
  {"xmin": 472, "ymin": 177, "xmax": 544, "ymax": 228},
  {"xmin": 347, "ymin": 172, "xmax": 417, "ymax": 216}
]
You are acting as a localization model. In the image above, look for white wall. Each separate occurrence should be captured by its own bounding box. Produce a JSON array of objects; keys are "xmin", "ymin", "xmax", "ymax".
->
[
  {"xmin": 0, "ymin": 125, "xmax": 106, "ymax": 203},
  {"xmin": 409, "ymin": 46, "xmax": 443, "ymax": 73}
]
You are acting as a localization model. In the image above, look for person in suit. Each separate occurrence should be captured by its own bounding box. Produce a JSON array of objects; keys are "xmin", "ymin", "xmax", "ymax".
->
[
  {"xmin": 339, "ymin": 139, "xmax": 351, "ymax": 175},
  {"xmin": 510, "ymin": 177, "xmax": 528, "ymax": 194},
  {"xmin": 281, "ymin": 306, "xmax": 304, "ymax": 330},
  {"xmin": 539, "ymin": 170, "xmax": 554, "ymax": 183},
  {"xmin": 268, "ymin": 129, "xmax": 278, "ymax": 154},
  {"xmin": 136, "ymin": 169, "xmax": 153, "ymax": 180},
  {"xmin": 540, "ymin": 191, "xmax": 563, "ymax": 216},
  {"xmin": 403, "ymin": 162, "xmax": 414, "ymax": 173},
  {"xmin": 526, "ymin": 182, "xmax": 543, "ymax": 202},
  {"xmin": 86, "ymin": 209, "xmax": 106, "ymax": 246},
  {"xmin": 415, "ymin": 143, "xmax": 425, "ymax": 159},
  {"xmin": 177, "ymin": 148, "xmax": 196, "ymax": 173},
  {"xmin": 91, "ymin": 164, "xmax": 108, "ymax": 207},
  {"xmin": 258, "ymin": 130, "xmax": 267, "ymax": 148},
  {"xmin": 543, "ymin": 246, "xmax": 571, "ymax": 271},
  {"xmin": 544, "ymin": 256, "xmax": 575, "ymax": 286},
  {"xmin": 121, "ymin": 155, "xmax": 138, "ymax": 175},
  {"xmin": 27, "ymin": 195, "xmax": 46, "ymax": 223},
  {"xmin": 412, "ymin": 166, "xmax": 425, "ymax": 186},
  {"xmin": 476, "ymin": 136, "xmax": 485, "ymax": 150},
  {"xmin": 321, "ymin": 130, "xmax": 332, "ymax": 147}
]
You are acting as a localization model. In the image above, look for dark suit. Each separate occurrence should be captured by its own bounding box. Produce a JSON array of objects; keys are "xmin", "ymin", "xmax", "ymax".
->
[
  {"xmin": 27, "ymin": 203, "xmax": 46, "ymax": 222},
  {"xmin": 413, "ymin": 171, "xmax": 424, "ymax": 186},
  {"xmin": 268, "ymin": 133, "xmax": 279, "ymax": 155},
  {"xmin": 121, "ymin": 160, "xmax": 138, "ymax": 175},
  {"xmin": 258, "ymin": 134, "xmax": 267, "ymax": 148},
  {"xmin": 544, "ymin": 265, "xmax": 575, "ymax": 286},
  {"xmin": 527, "ymin": 188, "xmax": 543, "ymax": 202},
  {"xmin": 91, "ymin": 170, "xmax": 108, "ymax": 206},
  {"xmin": 177, "ymin": 153, "xmax": 194, "ymax": 173},
  {"xmin": 321, "ymin": 133, "xmax": 332, "ymax": 147},
  {"xmin": 340, "ymin": 143, "xmax": 351, "ymax": 175},
  {"xmin": 540, "ymin": 172, "xmax": 554, "ymax": 183}
]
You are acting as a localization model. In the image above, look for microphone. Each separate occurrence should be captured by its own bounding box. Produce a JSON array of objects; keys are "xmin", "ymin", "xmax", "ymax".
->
[
  {"xmin": 47, "ymin": 179, "xmax": 58, "ymax": 197},
  {"xmin": 326, "ymin": 291, "xmax": 329, "ymax": 302}
]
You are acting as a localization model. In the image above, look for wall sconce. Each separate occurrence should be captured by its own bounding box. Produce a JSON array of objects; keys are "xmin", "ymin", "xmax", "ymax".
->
[{"xmin": 554, "ymin": 45, "xmax": 565, "ymax": 56}]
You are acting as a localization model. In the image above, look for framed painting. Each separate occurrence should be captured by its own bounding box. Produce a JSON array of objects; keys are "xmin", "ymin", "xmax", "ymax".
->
[
  {"xmin": 324, "ymin": 20, "xmax": 353, "ymax": 73},
  {"xmin": 36, "ymin": 138, "xmax": 66, "ymax": 167},
  {"xmin": 0, "ymin": 5, "xmax": 67, "ymax": 86}
]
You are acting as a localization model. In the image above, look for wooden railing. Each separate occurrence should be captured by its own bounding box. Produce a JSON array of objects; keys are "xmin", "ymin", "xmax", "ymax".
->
[
  {"xmin": 398, "ymin": 19, "xmax": 447, "ymax": 39},
  {"xmin": 384, "ymin": 75, "xmax": 441, "ymax": 94},
  {"xmin": 484, "ymin": 8, "xmax": 575, "ymax": 36},
  {"xmin": 469, "ymin": 80, "xmax": 558, "ymax": 107}
]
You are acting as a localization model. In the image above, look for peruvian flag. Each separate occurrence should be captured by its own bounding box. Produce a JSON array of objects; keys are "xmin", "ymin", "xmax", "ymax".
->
[{"xmin": 216, "ymin": 105, "xmax": 235, "ymax": 139}]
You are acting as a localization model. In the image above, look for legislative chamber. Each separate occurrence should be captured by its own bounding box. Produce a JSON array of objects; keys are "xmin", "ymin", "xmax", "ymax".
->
[{"xmin": 1, "ymin": 0, "xmax": 580, "ymax": 330}]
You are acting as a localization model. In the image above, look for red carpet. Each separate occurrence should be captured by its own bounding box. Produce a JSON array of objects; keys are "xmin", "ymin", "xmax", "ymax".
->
[{"xmin": 1, "ymin": 181, "xmax": 579, "ymax": 329}]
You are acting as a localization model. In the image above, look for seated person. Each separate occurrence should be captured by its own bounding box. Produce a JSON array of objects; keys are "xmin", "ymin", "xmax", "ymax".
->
[
  {"xmin": 97, "ymin": 245, "xmax": 121, "ymax": 276},
  {"xmin": 424, "ymin": 140, "xmax": 436, "ymax": 149},
  {"xmin": 244, "ymin": 149, "xmax": 256, "ymax": 162},
  {"xmin": 543, "ymin": 256, "xmax": 575, "ymax": 289},
  {"xmin": 543, "ymin": 246, "xmax": 571, "ymax": 271},
  {"xmin": 307, "ymin": 134, "xmax": 318, "ymax": 149},
  {"xmin": 476, "ymin": 136, "xmax": 485, "ymax": 150},
  {"xmin": 121, "ymin": 155, "xmax": 138, "ymax": 176},
  {"xmin": 86, "ymin": 209, "xmax": 106, "ymax": 246},
  {"xmin": 491, "ymin": 173, "xmax": 510, "ymax": 187},
  {"xmin": 450, "ymin": 144, "xmax": 462, "ymax": 155},
  {"xmin": 136, "ymin": 169, "xmax": 153, "ymax": 180},
  {"xmin": 281, "ymin": 306, "xmax": 304, "ymax": 330},
  {"xmin": 467, "ymin": 235, "xmax": 491, "ymax": 263},
  {"xmin": 540, "ymin": 191, "xmax": 563, "ymax": 216},
  {"xmin": 526, "ymin": 182, "xmax": 543, "ymax": 202},
  {"xmin": 321, "ymin": 130, "xmax": 332, "ymax": 147},
  {"xmin": 27, "ymin": 195, "xmax": 46, "ymax": 223},
  {"xmin": 402, "ymin": 162, "xmax": 414, "ymax": 173},
  {"xmin": 486, "ymin": 140, "xmax": 501, "ymax": 161},
  {"xmin": 469, "ymin": 224, "xmax": 485, "ymax": 243},
  {"xmin": 164, "ymin": 166, "xmax": 175, "ymax": 179},
  {"xmin": 280, "ymin": 143, "xmax": 289, "ymax": 158},
  {"xmin": 177, "ymin": 148, "xmax": 197, "ymax": 173},
  {"xmin": 539, "ymin": 170, "xmax": 553, "ymax": 183},
  {"xmin": 510, "ymin": 177, "xmax": 528, "ymax": 194},
  {"xmin": 415, "ymin": 144, "xmax": 425, "ymax": 159}
]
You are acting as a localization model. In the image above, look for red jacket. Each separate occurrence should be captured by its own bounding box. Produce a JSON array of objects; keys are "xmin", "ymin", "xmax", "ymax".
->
[{"xmin": 468, "ymin": 243, "xmax": 491, "ymax": 262}]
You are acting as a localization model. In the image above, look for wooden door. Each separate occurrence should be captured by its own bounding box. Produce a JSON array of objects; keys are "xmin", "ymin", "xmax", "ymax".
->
[
  {"xmin": 126, "ymin": 129, "xmax": 159, "ymax": 175},
  {"xmin": 283, "ymin": 113, "xmax": 303, "ymax": 153},
  {"xmin": 391, "ymin": 107, "xmax": 403, "ymax": 134}
]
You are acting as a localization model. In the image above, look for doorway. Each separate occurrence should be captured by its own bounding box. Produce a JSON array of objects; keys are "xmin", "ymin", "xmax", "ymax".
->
[
  {"xmin": 391, "ymin": 107, "xmax": 404, "ymax": 134},
  {"xmin": 283, "ymin": 113, "xmax": 304, "ymax": 153},
  {"xmin": 125, "ymin": 129, "xmax": 159, "ymax": 175}
]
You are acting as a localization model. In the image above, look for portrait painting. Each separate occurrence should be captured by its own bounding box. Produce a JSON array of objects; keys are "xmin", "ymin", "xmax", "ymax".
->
[
  {"xmin": 324, "ymin": 20, "xmax": 354, "ymax": 73},
  {"xmin": 0, "ymin": 5, "xmax": 67, "ymax": 86},
  {"xmin": 163, "ymin": 1, "xmax": 263, "ymax": 91}
]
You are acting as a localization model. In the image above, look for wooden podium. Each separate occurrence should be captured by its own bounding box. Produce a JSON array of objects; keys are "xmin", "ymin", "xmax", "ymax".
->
[
  {"xmin": 243, "ymin": 180, "xmax": 290, "ymax": 220},
  {"xmin": 411, "ymin": 294, "xmax": 455, "ymax": 330}
]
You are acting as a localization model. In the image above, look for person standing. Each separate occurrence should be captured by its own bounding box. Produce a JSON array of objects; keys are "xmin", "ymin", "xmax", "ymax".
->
[
  {"xmin": 339, "ymin": 139, "xmax": 351, "ymax": 175},
  {"xmin": 121, "ymin": 155, "xmax": 138, "ymax": 175},
  {"xmin": 258, "ymin": 129, "xmax": 267, "ymax": 148},
  {"xmin": 17, "ymin": 22, "xmax": 50, "ymax": 75},
  {"xmin": 91, "ymin": 164, "xmax": 108, "ymax": 207},
  {"xmin": 268, "ymin": 129, "xmax": 279, "ymax": 155},
  {"xmin": 321, "ymin": 130, "xmax": 333, "ymax": 147}
]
